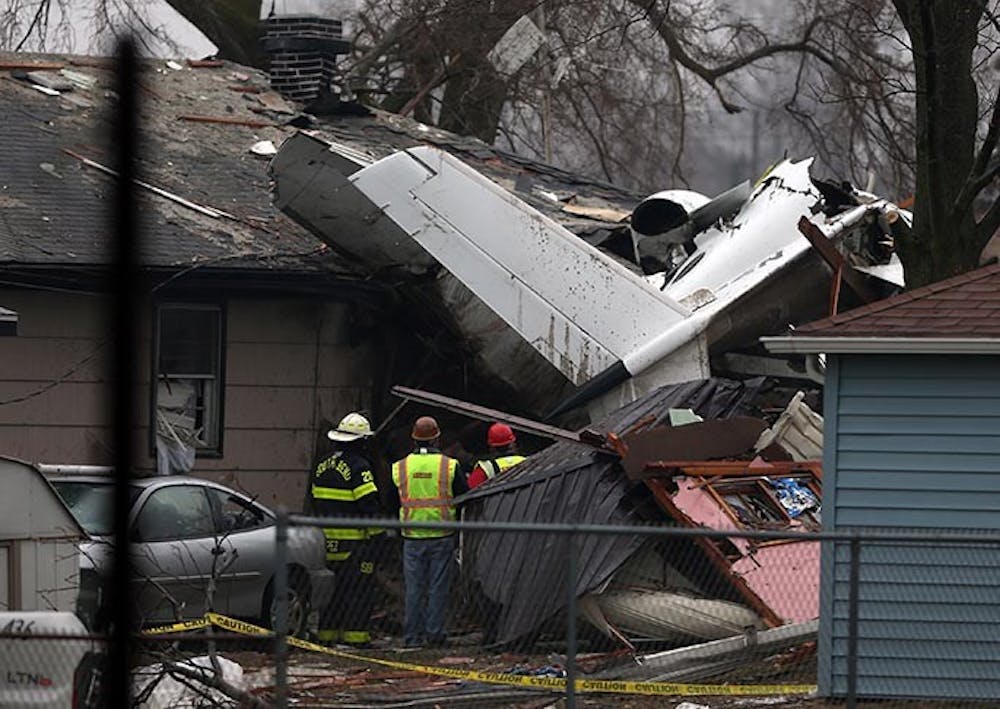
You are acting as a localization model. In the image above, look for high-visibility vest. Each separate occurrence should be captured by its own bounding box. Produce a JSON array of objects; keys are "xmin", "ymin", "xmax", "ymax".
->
[
  {"xmin": 391, "ymin": 451, "xmax": 458, "ymax": 539},
  {"xmin": 473, "ymin": 454, "xmax": 526, "ymax": 481}
]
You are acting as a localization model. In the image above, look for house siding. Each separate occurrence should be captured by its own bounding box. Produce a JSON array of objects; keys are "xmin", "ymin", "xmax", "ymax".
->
[
  {"xmin": 820, "ymin": 353, "xmax": 1000, "ymax": 700},
  {"xmin": 0, "ymin": 289, "xmax": 375, "ymax": 509}
]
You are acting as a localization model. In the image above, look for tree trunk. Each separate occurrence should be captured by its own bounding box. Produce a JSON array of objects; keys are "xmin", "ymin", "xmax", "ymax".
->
[
  {"xmin": 433, "ymin": 0, "xmax": 536, "ymax": 143},
  {"xmin": 437, "ymin": 57, "xmax": 510, "ymax": 141},
  {"xmin": 892, "ymin": 0, "xmax": 987, "ymax": 287},
  {"xmin": 164, "ymin": 0, "xmax": 263, "ymax": 67}
]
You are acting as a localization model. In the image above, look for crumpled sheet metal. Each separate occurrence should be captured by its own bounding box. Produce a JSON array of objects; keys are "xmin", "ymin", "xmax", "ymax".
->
[{"xmin": 458, "ymin": 377, "xmax": 766, "ymax": 644}]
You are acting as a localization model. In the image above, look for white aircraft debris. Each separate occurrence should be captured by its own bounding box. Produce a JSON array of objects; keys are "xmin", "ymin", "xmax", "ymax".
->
[{"xmin": 271, "ymin": 133, "xmax": 906, "ymax": 419}]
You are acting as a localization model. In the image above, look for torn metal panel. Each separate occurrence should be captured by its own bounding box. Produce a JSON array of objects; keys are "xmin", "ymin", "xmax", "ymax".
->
[
  {"xmin": 856, "ymin": 253, "xmax": 905, "ymax": 287},
  {"xmin": 270, "ymin": 133, "xmax": 436, "ymax": 273},
  {"xmin": 457, "ymin": 378, "xmax": 766, "ymax": 644},
  {"xmin": 607, "ymin": 619, "xmax": 818, "ymax": 681},
  {"xmin": 390, "ymin": 384, "xmax": 607, "ymax": 448}
]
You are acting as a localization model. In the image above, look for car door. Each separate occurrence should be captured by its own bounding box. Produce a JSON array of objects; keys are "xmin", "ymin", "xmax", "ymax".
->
[
  {"xmin": 204, "ymin": 486, "xmax": 276, "ymax": 619},
  {"xmin": 130, "ymin": 484, "xmax": 220, "ymax": 625}
]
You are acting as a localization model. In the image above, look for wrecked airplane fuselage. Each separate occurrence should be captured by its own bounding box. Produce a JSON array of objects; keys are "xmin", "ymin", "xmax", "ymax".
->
[{"xmin": 270, "ymin": 133, "xmax": 905, "ymax": 420}]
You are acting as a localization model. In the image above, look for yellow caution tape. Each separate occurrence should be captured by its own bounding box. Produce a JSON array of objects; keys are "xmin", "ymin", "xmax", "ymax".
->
[
  {"xmin": 142, "ymin": 617, "xmax": 212, "ymax": 635},
  {"xmin": 203, "ymin": 613, "xmax": 816, "ymax": 697}
]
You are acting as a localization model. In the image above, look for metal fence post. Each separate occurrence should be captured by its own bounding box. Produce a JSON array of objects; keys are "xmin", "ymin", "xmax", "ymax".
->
[
  {"xmin": 846, "ymin": 534, "xmax": 861, "ymax": 709},
  {"xmin": 110, "ymin": 37, "xmax": 139, "ymax": 709},
  {"xmin": 565, "ymin": 530, "xmax": 578, "ymax": 709},
  {"xmin": 274, "ymin": 510, "xmax": 290, "ymax": 709}
]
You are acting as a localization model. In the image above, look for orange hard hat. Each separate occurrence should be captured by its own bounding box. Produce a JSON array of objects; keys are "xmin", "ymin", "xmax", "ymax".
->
[
  {"xmin": 411, "ymin": 416, "xmax": 441, "ymax": 441},
  {"xmin": 487, "ymin": 422, "xmax": 516, "ymax": 448}
]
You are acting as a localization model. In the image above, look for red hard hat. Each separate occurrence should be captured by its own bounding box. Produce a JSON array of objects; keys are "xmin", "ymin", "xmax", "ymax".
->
[
  {"xmin": 412, "ymin": 416, "xmax": 441, "ymax": 441},
  {"xmin": 487, "ymin": 423, "xmax": 516, "ymax": 448}
]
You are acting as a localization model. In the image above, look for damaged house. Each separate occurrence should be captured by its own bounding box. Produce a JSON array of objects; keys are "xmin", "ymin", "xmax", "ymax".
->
[
  {"xmin": 0, "ymin": 52, "xmax": 388, "ymax": 506},
  {"xmin": 1, "ymin": 46, "xmax": 683, "ymax": 507},
  {"xmin": 260, "ymin": 65, "xmax": 911, "ymax": 649}
]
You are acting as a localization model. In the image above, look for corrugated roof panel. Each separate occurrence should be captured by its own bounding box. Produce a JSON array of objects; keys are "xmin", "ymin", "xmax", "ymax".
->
[{"xmin": 460, "ymin": 377, "xmax": 766, "ymax": 642}]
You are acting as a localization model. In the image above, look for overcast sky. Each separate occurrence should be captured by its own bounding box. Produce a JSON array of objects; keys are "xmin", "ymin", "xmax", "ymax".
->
[{"xmin": 9, "ymin": 0, "xmax": 215, "ymax": 58}]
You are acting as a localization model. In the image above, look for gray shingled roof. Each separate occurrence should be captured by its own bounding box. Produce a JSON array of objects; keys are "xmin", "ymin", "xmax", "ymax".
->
[
  {"xmin": 1, "ymin": 55, "xmax": 341, "ymax": 273},
  {"xmin": 1, "ymin": 53, "xmax": 641, "ymax": 276}
]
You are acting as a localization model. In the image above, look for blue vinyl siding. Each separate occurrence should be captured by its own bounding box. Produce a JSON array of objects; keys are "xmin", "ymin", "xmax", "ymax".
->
[{"xmin": 819, "ymin": 354, "xmax": 1000, "ymax": 700}]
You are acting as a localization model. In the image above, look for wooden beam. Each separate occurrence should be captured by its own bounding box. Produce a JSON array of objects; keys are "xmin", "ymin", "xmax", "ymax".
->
[
  {"xmin": 178, "ymin": 114, "xmax": 275, "ymax": 128},
  {"xmin": 797, "ymin": 216, "xmax": 880, "ymax": 303}
]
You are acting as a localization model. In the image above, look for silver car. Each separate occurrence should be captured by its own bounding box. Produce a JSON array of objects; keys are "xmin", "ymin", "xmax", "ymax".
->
[{"xmin": 48, "ymin": 475, "xmax": 333, "ymax": 636}]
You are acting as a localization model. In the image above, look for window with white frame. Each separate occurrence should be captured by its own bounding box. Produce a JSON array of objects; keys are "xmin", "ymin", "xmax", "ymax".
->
[{"xmin": 154, "ymin": 303, "xmax": 223, "ymax": 454}]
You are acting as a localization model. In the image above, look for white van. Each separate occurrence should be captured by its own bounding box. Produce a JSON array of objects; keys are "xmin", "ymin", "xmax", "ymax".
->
[{"xmin": 0, "ymin": 612, "xmax": 102, "ymax": 708}]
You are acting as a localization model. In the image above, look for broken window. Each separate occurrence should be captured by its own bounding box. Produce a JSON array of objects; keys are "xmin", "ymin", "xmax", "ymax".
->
[
  {"xmin": 714, "ymin": 480, "xmax": 788, "ymax": 527},
  {"xmin": 708, "ymin": 475, "xmax": 821, "ymax": 530},
  {"xmin": 153, "ymin": 303, "xmax": 224, "ymax": 456}
]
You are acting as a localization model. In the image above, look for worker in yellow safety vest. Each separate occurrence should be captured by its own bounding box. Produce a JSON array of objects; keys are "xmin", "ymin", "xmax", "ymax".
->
[
  {"xmin": 387, "ymin": 416, "xmax": 467, "ymax": 648},
  {"xmin": 467, "ymin": 422, "xmax": 526, "ymax": 489},
  {"xmin": 310, "ymin": 412, "xmax": 384, "ymax": 646}
]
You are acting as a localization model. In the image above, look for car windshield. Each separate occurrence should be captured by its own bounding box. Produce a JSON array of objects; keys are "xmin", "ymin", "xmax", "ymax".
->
[{"xmin": 50, "ymin": 481, "xmax": 142, "ymax": 536}]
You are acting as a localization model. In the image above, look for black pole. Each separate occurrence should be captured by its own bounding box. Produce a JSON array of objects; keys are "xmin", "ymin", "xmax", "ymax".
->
[
  {"xmin": 846, "ymin": 535, "xmax": 861, "ymax": 709},
  {"xmin": 110, "ymin": 38, "xmax": 139, "ymax": 708},
  {"xmin": 565, "ymin": 531, "xmax": 577, "ymax": 709},
  {"xmin": 274, "ymin": 511, "xmax": 290, "ymax": 709}
]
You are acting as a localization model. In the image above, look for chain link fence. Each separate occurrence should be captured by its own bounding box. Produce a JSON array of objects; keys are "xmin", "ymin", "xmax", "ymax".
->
[
  {"xmin": 250, "ymin": 515, "xmax": 997, "ymax": 709},
  {"xmin": 4, "ymin": 517, "xmax": 996, "ymax": 708}
]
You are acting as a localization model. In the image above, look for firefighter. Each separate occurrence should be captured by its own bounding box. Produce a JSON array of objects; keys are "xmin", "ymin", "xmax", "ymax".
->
[
  {"xmin": 310, "ymin": 412, "xmax": 383, "ymax": 646},
  {"xmin": 467, "ymin": 423, "xmax": 526, "ymax": 489},
  {"xmin": 387, "ymin": 416, "xmax": 466, "ymax": 648}
]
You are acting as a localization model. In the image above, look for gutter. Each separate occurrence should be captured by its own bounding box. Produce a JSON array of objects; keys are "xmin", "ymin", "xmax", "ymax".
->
[{"xmin": 762, "ymin": 336, "xmax": 1000, "ymax": 354}]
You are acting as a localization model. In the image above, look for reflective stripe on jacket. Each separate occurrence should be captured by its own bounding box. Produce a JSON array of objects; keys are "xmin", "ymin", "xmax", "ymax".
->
[
  {"xmin": 391, "ymin": 452, "xmax": 458, "ymax": 539},
  {"xmin": 473, "ymin": 454, "xmax": 526, "ymax": 481},
  {"xmin": 311, "ymin": 449, "xmax": 380, "ymax": 558}
]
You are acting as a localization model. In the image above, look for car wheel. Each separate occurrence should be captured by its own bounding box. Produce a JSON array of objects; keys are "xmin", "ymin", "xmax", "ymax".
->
[{"xmin": 263, "ymin": 569, "xmax": 309, "ymax": 638}]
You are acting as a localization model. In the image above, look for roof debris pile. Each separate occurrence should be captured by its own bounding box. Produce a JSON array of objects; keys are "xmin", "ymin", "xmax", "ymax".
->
[{"xmin": 449, "ymin": 378, "xmax": 823, "ymax": 660}]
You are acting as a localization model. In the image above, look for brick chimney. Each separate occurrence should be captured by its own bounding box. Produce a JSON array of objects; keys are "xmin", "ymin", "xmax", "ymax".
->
[{"xmin": 261, "ymin": 13, "xmax": 351, "ymax": 102}]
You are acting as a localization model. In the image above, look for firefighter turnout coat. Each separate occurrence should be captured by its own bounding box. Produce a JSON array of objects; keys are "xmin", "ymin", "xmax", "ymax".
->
[{"xmin": 310, "ymin": 448, "xmax": 380, "ymax": 561}]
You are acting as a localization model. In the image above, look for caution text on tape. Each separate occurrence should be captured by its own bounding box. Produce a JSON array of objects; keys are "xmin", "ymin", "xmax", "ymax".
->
[{"xmin": 201, "ymin": 612, "xmax": 816, "ymax": 697}]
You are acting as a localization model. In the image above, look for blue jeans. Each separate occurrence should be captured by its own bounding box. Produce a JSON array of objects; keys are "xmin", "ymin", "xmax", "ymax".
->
[{"xmin": 402, "ymin": 535, "xmax": 455, "ymax": 646}]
